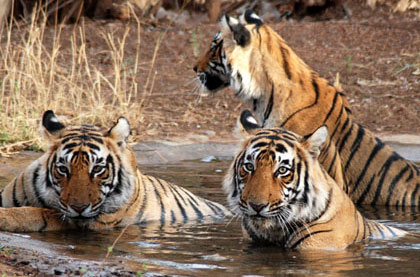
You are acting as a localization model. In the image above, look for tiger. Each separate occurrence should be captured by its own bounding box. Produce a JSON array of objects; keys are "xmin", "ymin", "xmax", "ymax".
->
[
  {"xmin": 193, "ymin": 10, "xmax": 420, "ymax": 207},
  {"xmin": 224, "ymin": 110, "xmax": 406, "ymax": 250},
  {"xmin": 0, "ymin": 110, "xmax": 230, "ymax": 232}
]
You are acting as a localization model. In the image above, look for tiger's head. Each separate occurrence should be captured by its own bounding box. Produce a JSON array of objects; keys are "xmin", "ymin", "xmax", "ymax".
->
[
  {"xmin": 41, "ymin": 110, "xmax": 137, "ymax": 223},
  {"xmin": 224, "ymin": 110, "xmax": 330, "ymax": 243},
  {"xmin": 194, "ymin": 10, "xmax": 308, "ymax": 102},
  {"xmin": 193, "ymin": 31, "xmax": 231, "ymax": 94}
]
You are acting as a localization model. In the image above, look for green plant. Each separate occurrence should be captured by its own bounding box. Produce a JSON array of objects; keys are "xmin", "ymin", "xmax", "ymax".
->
[
  {"xmin": 346, "ymin": 55, "xmax": 352, "ymax": 74},
  {"xmin": 191, "ymin": 27, "xmax": 202, "ymax": 58}
]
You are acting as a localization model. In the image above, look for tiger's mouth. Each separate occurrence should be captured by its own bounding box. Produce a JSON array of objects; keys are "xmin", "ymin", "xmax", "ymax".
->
[
  {"xmin": 59, "ymin": 200, "xmax": 103, "ymax": 219},
  {"xmin": 198, "ymin": 72, "xmax": 230, "ymax": 93}
]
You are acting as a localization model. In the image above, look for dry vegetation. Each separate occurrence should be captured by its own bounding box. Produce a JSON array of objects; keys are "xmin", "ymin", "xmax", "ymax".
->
[{"xmin": 0, "ymin": 7, "xmax": 148, "ymax": 155}]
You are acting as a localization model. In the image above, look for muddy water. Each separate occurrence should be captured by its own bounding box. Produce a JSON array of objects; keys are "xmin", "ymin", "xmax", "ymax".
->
[{"xmin": 1, "ymin": 158, "xmax": 420, "ymax": 275}]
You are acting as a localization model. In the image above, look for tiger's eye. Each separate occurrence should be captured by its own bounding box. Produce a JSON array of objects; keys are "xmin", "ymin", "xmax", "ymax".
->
[
  {"xmin": 56, "ymin": 165, "xmax": 68, "ymax": 175},
  {"xmin": 277, "ymin": 166, "xmax": 289, "ymax": 176},
  {"xmin": 243, "ymin": 163, "xmax": 254, "ymax": 172},
  {"xmin": 92, "ymin": 165, "xmax": 105, "ymax": 174}
]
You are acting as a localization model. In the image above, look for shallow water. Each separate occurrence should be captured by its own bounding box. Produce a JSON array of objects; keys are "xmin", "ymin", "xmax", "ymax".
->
[{"xmin": 1, "ymin": 159, "xmax": 420, "ymax": 276}]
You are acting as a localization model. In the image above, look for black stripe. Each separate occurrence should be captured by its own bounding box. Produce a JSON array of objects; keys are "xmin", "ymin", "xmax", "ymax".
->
[
  {"xmin": 86, "ymin": 142, "xmax": 100, "ymax": 151},
  {"xmin": 385, "ymin": 225, "xmax": 397, "ymax": 237},
  {"xmin": 352, "ymin": 211, "xmax": 361, "ymax": 243},
  {"xmin": 353, "ymin": 139, "xmax": 385, "ymax": 197},
  {"xmin": 356, "ymin": 174, "xmax": 376, "ymax": 205},
  {"xmin": 280, "ymin": 76, "xmax": 319, "ymax": 128},
  {"xmin": 0, "ymin": 189, "xmax": 3, "ymax": 207},
  {"xmin": 280, "ymin": 47, "xmax": 291, "ymax": 79},
  {"xmin": 372, "ymin": 222, "xmax": 385, "ymax": 239},
  {"xmin": 252, "ymin": 142, "xmax": 269, "ymax": 149},
  {"xmin": 327, "ymin": 149, "xmax": 338, "ymax": 174},
  {"xmin": 344, "ymin": 124, "xmax": 365, "ymax": 171},
  {"xmin": 205, "ymin": 200, "xmax": 225, "ymax": 216},
  {"xmin": 170, "ymin": 210, "xmax": 176, "ymax": 224},
  {"xmin": 135, "ymin": 176, "xmax": 149, "ymax": 223},
  {"xmin": 262, "ymin": 86, "xmax": 274, "ymax": 127},
  {"xmin": 411, "ymin": 183, "xmax": 419, "ymax": 207},
  {"xmin": 385, "ymin": 165, "xmax": 410, "ymax": 206},
  {"xmin": 155, "ymin": 178, "xmax": 169, "ymax": 197},
  {"xmin": 63, "ymin": 142, "xmax": 79, "ymax": 151},
  {"xmin": 150, "ymin": 177, "xmax": 166, "ymax": 226},
  {"xmin": 39, "ymin": 213, "xmax": 49, "ymax": 232},
  {"xmin": 166, "ymin": 184, "xmax": 189, "ymax": 223},
  {"xmin": 336, "ymin": 117, "xmax": 351, "ymax": 152},
  {"xmin": 12, "ymin": 178, "xmax": 21, "ymax": 207},
  {"xmin": 312, "ymin": 189, "xmax": 332, "ymax": 222},
  {"xmin": 371, "ymin": 154, "xmax": 402, "ymax": 206},
  {"xmin": 32, "ymin": 166, "xmax": 48, "ymax": 208},
  {"xmin": 330, "ymin": 107, "xmax": 345, "ymax": 141},
  {"xmin": 322, "ymin": 91, "xmax": 338, "ymax": 124},
  {"xmin": 179, "ymin": 188, "xmax": 204, "ymax": 219},
  {"xmin": 21, "ymin": 174, "xmax": 28, "ymax": 205},
  {"xmin": 243, "ymin": 218, "xmax": 262, "ymax": 242},
  {"xmin": 290, "ymin": 229, "xmax": 332, "ymax": 249},
  {"xmin": 401, "ymin": 191, "xmax": 407, "ymax": 211}
]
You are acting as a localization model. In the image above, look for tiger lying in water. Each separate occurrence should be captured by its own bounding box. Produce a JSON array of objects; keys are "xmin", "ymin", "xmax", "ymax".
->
[
  {"xmin": 224, "ymin": 110, "xmax": 406, "ymax": 250},
  {"xmin": 194, "ymin": 10, "xmax": 420, "ymax": 208},
  {"xmin": 0, "ymin": 111, "xmax": 230, "ymax": 232}
]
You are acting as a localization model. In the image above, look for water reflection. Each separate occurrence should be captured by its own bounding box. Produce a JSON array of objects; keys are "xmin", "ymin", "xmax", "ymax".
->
[{"xmin": 1, "ymin": 159, "xmax": 420, "ymax": 275}]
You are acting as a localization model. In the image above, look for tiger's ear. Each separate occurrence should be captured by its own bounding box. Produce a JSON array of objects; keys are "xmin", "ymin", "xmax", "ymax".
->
[
  {"xmin": 221, "ymin": 14, "xmax": 250, "ymax": 47},
  {"xmin": 107, "ymin": 117, "xmax": 130, "ymax": 147},
  {"xmin": 237, "ymin": 109, "xmax": 261, "ymax": 139},
  {"xmin": 240, "ymin": 10, "xmax": 264, "ymax": 26},
  {"xmin": 41, "ymin": 110, "xmax": 66, "ymax": 141},
  {"xmin": 303, "ymin": 126, "xmax": 328, "ymax": 159}
]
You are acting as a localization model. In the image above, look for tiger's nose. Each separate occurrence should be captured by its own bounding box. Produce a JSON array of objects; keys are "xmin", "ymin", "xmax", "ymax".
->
[
  {"xmin": 70, "ymin": 204, "xmax": 89, "ymax": 213},
  {"xmin": 249, "ymin": 201, "xmax": 268, "ymax": 213},
  {"xmin": 193, "ymin": 65, "xmax": 198, "ymax": 72}
]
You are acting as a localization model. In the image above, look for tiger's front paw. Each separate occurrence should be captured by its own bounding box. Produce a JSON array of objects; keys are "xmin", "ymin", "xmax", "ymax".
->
[{"xmin": 0, "ymin": 207, "xmax": 67, "ymax": 232}]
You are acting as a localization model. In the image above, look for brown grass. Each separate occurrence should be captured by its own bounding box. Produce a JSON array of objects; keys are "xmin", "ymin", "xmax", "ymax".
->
[{"xmin": 0, "ymin": 5, "xmax": 144, "ymax": 155}]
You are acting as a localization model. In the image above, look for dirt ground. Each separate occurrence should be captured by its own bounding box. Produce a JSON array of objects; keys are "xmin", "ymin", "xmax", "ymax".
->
[
  {"xmin": 13, "ymin": 0, "xmax": 416, "ymax": 145},
  {"xmin": 0, "ymin": 0, "xmax": 419, "ymax": 275},
  {"xmin": 130, "ymin": 0, "xmax": 420, "ymax": 142},
  {"xmin": 152, "ymin": 3, "xmax": 415, "ymax": 142}
]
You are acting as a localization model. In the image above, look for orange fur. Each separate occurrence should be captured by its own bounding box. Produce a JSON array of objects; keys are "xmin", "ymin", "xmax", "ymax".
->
[{"xmin": 194, "ymin": 11, "xmax": 420, "ymax": 207}]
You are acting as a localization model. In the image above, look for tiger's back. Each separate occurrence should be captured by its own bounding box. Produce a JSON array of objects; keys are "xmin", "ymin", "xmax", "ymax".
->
[{"xmin": 0, "ymin": 111, "xmax": 230, "ymax": 232}]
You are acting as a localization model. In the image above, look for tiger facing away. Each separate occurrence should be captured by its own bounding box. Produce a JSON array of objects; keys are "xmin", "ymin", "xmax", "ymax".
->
[
  {"xmin": 194, "ymin": 10, "xmax": 420, "ymax": 207},
  {"xmin": 0, "ymin": 111, "xmax": 230, "ymax": 232},
  {"xmin": 225, "ymin": 110, "xmax": 406, "ymax": 250}
]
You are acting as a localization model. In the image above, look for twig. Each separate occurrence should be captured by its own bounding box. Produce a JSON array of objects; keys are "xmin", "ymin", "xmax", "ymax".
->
[{"xmin": 97, "ymin": 224, "xmax": 130, "ymax": 274}]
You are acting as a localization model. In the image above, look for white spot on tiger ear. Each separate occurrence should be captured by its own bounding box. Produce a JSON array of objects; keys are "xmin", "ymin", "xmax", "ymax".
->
[
  {"xmin": 250, "ymin": 13, "xmax": 262, "ymax": 21},
  {"xmin": 246, "ymin": 115, "xmax": 258, "ymax": 125},
  {"xmin": 221, "ymin": 14, "xmax": 239, "ymax": 31}
]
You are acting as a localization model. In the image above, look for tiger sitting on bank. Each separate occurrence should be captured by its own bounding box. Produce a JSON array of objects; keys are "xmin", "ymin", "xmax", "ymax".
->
[
  {"xmin": 0, "ymin": 111, "xmax": 230, "ymax": 232},
  {"xmin": 225, "ymin": 110, "xmax": 406, "ymax": 250},
  {"xmin": 194, "ymin": 10, "xmax": 420, "ymax": 207}
]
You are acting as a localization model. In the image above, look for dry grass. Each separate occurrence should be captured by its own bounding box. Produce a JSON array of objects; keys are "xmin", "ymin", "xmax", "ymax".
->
[{"xmin": 0, "ymin": 6, "xmax": 146, "ymax": 155}]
